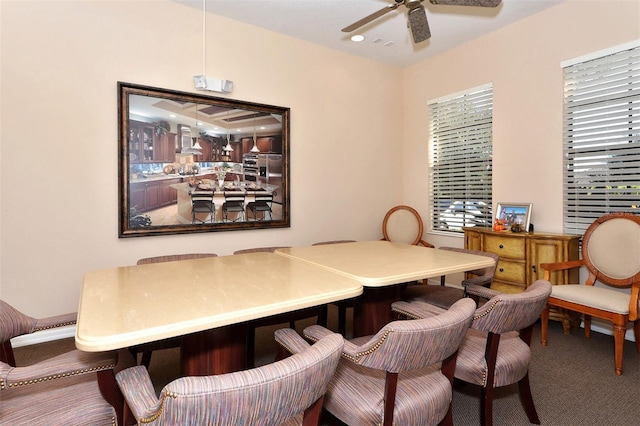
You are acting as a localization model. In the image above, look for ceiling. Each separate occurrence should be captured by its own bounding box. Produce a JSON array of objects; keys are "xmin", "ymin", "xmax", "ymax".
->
[{"xmin": 174, "ymin": 0, "xmax": 563, "ymax": 68}]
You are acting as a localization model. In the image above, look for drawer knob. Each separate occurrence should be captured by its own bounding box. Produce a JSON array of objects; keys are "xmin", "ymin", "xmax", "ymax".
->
[
  {"xmin": 499, "ymin": 268, "xmax": 504, "ymax": 272},
  {"xmin": 499, "ymin": 244, "xmax": 504, "ymax": 249}
]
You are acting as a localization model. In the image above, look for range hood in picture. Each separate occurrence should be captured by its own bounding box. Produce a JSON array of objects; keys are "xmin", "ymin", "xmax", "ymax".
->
[{"xmin": 179, "ymin": 124, "xmax": 202, "ymax": 155}]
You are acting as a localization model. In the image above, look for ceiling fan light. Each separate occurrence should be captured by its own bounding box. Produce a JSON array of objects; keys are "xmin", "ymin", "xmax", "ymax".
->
[{"xmin": 408, "ymin": 5, "xmax": 430, "ymax": 43}]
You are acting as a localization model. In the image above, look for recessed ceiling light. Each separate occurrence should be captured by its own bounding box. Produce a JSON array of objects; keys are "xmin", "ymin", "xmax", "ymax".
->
[{"xmin": 351, "ymin": 34, "xmax": 365, "ymax": 42}]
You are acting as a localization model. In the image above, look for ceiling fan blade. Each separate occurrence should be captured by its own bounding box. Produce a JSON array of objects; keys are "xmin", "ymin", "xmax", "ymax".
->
[
  {"xmin": 408, "ymin": 5, "xmax": 430, "ymax": 43},
  {"xmin": 342, "ymin": 3, "xmax": 401, "ymax": 33},
  {"xmin": 428, "ymin": 0, "xmax": 502, "ymax": 7}
]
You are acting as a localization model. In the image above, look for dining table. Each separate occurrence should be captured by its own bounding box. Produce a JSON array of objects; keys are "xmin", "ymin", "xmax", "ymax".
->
[
  {"xmin": 75, "ymin": 241, "xmax": 495, "ymax": 377},
  {"xmin": 275, "ymin": 240, "xmax": 496, "ymax": 336},
  {"xmin": 75, "ymin": 252, "xmax": 362, "ymax": 376}
]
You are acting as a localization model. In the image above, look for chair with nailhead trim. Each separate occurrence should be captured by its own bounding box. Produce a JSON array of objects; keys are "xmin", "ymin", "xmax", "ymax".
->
[
  {"xmin": 0, "ymin": 299, "xmax": 123, "ymax": 425},
  {"xmin": 392, "ymin": 280, "xmax": 552, "ymax": 426},
  {"xmin": 297, "ymin": 298, "xmax": 476, "ymax": 426},
  {"xmin": 116, "ymin": 331, "xmax": 344, "ymax": 426}
]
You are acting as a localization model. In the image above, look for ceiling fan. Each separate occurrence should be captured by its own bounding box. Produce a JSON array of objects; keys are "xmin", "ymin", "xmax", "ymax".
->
[{"xmin": 342, "ymin": 0, "xmax": 503, "ymax": 44}]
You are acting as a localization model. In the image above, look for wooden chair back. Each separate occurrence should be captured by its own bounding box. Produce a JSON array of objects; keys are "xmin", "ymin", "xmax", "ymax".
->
[{"xmin": 382, "ymin": 205, "xmax": 433, "ymax": 248}]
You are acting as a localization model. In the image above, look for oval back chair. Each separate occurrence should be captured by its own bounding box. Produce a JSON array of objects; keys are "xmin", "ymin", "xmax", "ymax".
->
[
  {"xmin": 382, "ymin": 205, "xmax": 434, "ymax": 248},
  {"xmin": 540, "ymin": 212, "xmax": 640, "ymax": 375}
]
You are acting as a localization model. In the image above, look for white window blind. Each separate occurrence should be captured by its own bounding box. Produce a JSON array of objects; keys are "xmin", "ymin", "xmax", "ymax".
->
[
  {"xmin": 563, "ymin": 44, "xmax": 640, "ymax": 235},
  {"xmin": 429, "ymin": 84, "xmax": 493, "ymax": 234}
]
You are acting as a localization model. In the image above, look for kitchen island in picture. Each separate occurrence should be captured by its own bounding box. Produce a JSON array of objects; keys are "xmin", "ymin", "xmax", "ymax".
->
[{"xmin": 171, "ymin": 181, "xmax": 281, "ymax": 224}]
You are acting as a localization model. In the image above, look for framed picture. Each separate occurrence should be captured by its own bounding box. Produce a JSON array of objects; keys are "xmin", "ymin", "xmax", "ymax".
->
[
  {"xmin": 496, "ymin": 203, "xmax": 532, "ymax": 231},
  {"xmin": 118, "ymin": 82, "xmax": 290, "ymax": 238}
]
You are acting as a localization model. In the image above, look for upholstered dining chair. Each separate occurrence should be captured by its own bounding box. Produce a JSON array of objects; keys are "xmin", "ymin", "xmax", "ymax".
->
[
  {"xmin": 130, "ymin": 253, "xmax": 218, "ymax": 367},
  {"xmin": 116, "ymin": 331, "xmax": 344, "ymax": 426},
  {"xmin": 401, "ymin": 247, "xmax": 499, "ymax": 309},
  {"xmin": 382, "ymin": 205, "xmax": 434, "ymax": 248},
  {"xmin": 232, "ymin": 246, "xmax": 291, "ymax": 255},
  {"xmin": 539, "ymin": 212, "xmax": 640, "ymax": 375},
  {"xmin": 0, "ymin": 299, "xmax": 123, "ymax": 426},
  {"xmin": 312, "ymin": 240, "xmax": 357, "ymax": 336},
  {"xmin": 290, "ymin": 298, "xmax": 476, "ymax": 426},
  {"xmin": 135, "ymin": 253, "xmax": 218, "ymax": 265},
  {"xmin": 392, "ymin": 280, "xmax": 552, "ymax": 426}
]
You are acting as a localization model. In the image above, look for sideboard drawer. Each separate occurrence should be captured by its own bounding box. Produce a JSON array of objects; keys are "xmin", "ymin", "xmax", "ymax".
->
[
  {"xmin": 491, "ymin": 280, "xmax": 526, "ymax": 294},
  {"xmin": 495, "ymin": 259, "xmax": 526, "ymax": 283},
  {"xmin": 484, "ymin": 235, "xmax": 526, "ymax": 258},
  {"xmin": 464, "ymin": 226, "xmax": 581, "ymax": 329}
]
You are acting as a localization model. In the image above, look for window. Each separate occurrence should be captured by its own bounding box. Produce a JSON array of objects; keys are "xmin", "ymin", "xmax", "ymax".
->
[
  {"xmin": 429, "ymin": 84, "xmax": 493, "ymax": 234},
  {"xmin": 563, "ymin": 42, "xmax": 640, "ymax": 235}
]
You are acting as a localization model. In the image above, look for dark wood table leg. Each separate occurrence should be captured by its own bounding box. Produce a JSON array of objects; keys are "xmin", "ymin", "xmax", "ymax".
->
[
  {"xmin": 180, "ymin": 323, "xmax": 248, "ymax": 376},
  {"xmin": 352, "ymin": 285, "xmax": 403, "ymax": 337}
]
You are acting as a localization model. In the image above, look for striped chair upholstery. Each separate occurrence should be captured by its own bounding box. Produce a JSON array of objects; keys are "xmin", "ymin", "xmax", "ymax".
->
[
  {"xmin": 296, "ymin": 298, "xmax": 476, "ymax": 426},
  {"xmin": 0, "ymin": 300, "xmax": 122, "ymax": 426},
  {"xmin": 135, "ymin": 253, "xmax": 218, "ymax": 265},
  {"xmin": 402, "ymin": 247, "xmax": 499, "ymax": 309},
  {"xmin": 0, "ymin": 300, "xmax": 77, "ymax": 366},
  {"xmin": 116, "ymin": 331, "xmax": 344, "ymax": 426},
  {"xmin": 130, "ymin": 253, "xmax": 218, "ymax": 367},
  {"xmin": 232, "ymin": 246, "xmax": 290, "ymax": 254},
  {"xmin": 393, "ymin": 279, "xmax": 552, "ymax": 426}
]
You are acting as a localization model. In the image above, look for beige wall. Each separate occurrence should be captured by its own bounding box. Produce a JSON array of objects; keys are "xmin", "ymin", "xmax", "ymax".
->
[
  {"xmin": 404, "ymin": 0, "xmax": 640, "ymax": 250},
  {"xmin": 1, "ymin": 1, "xmax": 639, "ymax": 317},
  {"xmin": 1, "ymin": 1, "xmax": 402, "ymax": 316}
]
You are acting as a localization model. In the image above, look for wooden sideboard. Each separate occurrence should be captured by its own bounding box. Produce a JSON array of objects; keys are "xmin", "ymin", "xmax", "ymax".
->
[
  {"xmin": 463, "ymin": 227, "xmax": 581, "ymax": 293},
  {"xmin": 464, "ymin": 227, "xmax": 583, "ymax": 329}
]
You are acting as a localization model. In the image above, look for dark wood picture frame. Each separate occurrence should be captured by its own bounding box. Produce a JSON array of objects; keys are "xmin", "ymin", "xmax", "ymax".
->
[{"xmin": 118, "ymin": 82, "xmax": 290, "ymax": 238}]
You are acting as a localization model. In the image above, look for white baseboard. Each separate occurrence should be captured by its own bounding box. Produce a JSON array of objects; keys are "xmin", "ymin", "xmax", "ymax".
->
[
  {"xmin": 7, "ymin": 312, "xmax": 636, "ymax": 348},
  {"xmin": 581, "ymin": 322, "xmax": 636, "ymax": 342},
  {"xmin": 10, "ymin": 325, "xmax": 76, "ymax": 348}
]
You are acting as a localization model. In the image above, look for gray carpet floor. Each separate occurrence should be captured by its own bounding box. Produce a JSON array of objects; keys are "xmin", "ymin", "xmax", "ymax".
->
[{"xmin": 13, "ymin": 305, "xmax": 639, "ymax": 425}]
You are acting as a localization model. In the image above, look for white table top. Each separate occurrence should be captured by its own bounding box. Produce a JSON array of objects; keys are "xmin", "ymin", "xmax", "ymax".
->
[
  {"xmin": 276, "ymin": 240, "xmax": 496, "ymax": 287},
  {"xmin": 75, "ymin": 252, "xmax": 362, "ymax": 352}
]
